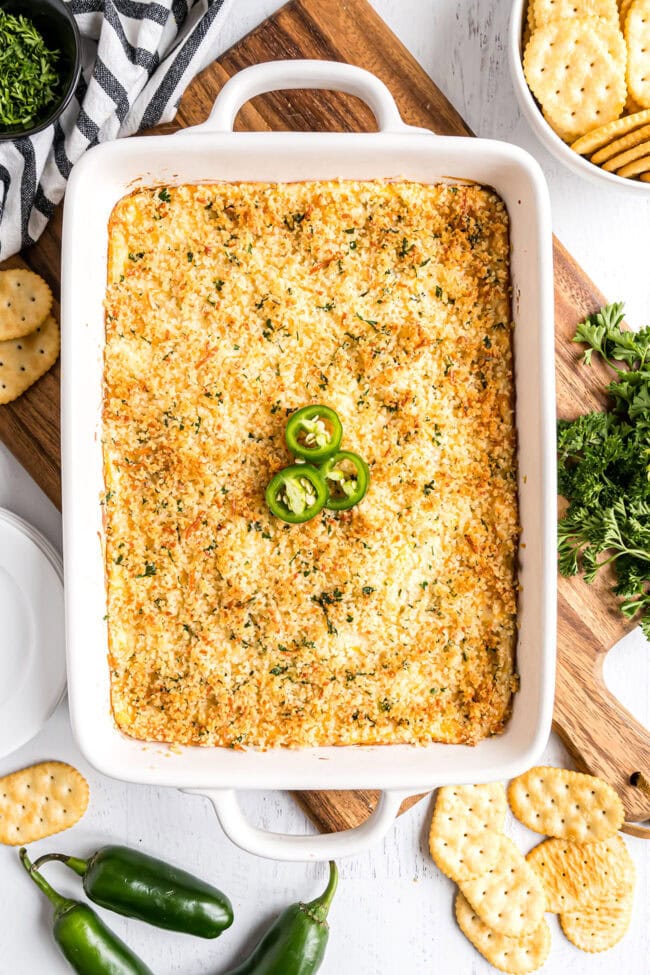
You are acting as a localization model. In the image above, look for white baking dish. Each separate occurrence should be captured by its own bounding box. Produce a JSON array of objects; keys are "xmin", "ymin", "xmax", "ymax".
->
[{"xmin": 61, "ymin": 60, "xmax": 556, "ymax": 861}]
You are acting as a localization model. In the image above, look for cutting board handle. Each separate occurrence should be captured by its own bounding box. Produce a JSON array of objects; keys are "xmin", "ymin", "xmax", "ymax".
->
[
  {"xmin": 186, "ymin": 59, "xmax": 429, "ymax": 135},
  {"xmin": 553, "ymin": 598, "xmax": 650, "ymax": 827},
  {"xmin": 183, "ymin": 787, "xmax": 412, "ymax": 861}
]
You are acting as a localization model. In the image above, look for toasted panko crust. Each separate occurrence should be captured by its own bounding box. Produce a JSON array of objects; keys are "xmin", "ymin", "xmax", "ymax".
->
[{"xmin": 103, "ymin": 180, "xmax": 519, "ymax": 750}]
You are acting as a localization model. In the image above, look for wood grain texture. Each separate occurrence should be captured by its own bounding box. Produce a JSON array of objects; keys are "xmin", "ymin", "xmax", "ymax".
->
[
  {"xmin": 292, "ymin": 790, "xmax": 427, "ymax": 834},
  {"xmin": 0, "ymin": 254, "xmax": 61, "ymax": 509},
  {"xmin": 0, "ymin": 0, "xmax": 647, "ymax": 834}
]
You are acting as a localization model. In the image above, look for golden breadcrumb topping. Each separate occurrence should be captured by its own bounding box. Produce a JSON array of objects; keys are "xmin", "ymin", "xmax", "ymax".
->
[{"xmin": 103, "ymin": 180, "xmax": 519, "ymax": 749}]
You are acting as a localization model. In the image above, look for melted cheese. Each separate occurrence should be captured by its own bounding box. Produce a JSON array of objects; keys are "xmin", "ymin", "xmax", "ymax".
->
[{"xmin": 103, "ymin": 180, "xmax": 519, "ymax": 749}]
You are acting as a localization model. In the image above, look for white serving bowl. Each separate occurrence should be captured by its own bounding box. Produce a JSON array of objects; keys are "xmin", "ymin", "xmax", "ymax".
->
[{"xmin": 509, "ymin": 0, "xmax": 650, "ymax": 194}]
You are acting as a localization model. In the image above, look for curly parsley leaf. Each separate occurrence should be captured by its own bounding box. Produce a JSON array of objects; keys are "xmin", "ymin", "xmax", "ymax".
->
[{"xmin": 559, "ymin": 303, "xmax": 650, "ymax": 636}]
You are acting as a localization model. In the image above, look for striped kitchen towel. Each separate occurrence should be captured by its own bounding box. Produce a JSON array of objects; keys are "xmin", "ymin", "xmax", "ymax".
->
[{"xmin": 0, "ymin": 0, "xmax": 232, "ymax": 260}]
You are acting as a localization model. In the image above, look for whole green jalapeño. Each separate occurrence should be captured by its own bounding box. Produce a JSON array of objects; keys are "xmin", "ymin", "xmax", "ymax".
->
[
  {"xmin": 265, "ymin": 464, "xmax": 328, "ymax": 523},
  {"xmin": 319, "ymin": 451, "xmax": 370, "ymax": 511},
  {"xmin": 285, "ymin": 406, "xmax": 343, "ymax": 463}
]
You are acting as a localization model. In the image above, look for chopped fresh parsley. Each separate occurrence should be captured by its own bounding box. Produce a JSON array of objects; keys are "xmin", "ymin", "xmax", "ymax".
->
[
  {"xmin": 558, "ymin": 303, "xmax": 650, "ymax": 638},
  {"xmin": 314, "ymin": 587, "xmax": 344, "ymax": 605},
  {"xmin": 158, "ymin": 188, "xmax": 171, "ymax": 203},
  {"xmin": 355, "ymin": 312, "xmax": 378, "ymax": 328},
  {"xmin": 397, "ymin": 237, "xmax": 414, "ymax": 258},
  {"xmin": 283, "ymin": 212, "xmax": 305, "ymax": 231},
  {"xmin": 0, "ymin": 11, "xmax": 62, "ymax": 129},
  {"xmin": 312, "ymin": 588, "xmax": 343, "ymax": 635},
  {"xmin": 136, "ymin": 562, "xmax": 157, "ymax": 578}
]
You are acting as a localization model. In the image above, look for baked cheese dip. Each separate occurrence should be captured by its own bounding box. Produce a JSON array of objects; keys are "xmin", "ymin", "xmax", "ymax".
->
[{"xmin": 103, "ymin": 180, "xmax": 519, "ymax": 749}]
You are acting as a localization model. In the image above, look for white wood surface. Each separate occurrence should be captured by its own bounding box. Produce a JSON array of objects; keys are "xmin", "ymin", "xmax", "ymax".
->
[{"xmin": 1, "ymin": 1, "xmax": 649, "ymax": 971}]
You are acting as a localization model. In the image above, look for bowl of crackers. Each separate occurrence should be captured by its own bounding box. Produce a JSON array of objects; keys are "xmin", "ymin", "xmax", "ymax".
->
[{"xmin": 510, "ymin": 0, "xmax": 650, "ymax": 191}]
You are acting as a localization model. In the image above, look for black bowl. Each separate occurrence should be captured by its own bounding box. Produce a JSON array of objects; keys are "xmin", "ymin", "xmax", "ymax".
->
[{"xmin": 0, "ymin": 0, "xmax": 82, "ymax": 141}]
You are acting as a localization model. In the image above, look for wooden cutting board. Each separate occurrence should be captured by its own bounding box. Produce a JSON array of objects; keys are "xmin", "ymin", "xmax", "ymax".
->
[{"xmin": 1, "ymin": 0, "xmax": 648, "ymax": 833}]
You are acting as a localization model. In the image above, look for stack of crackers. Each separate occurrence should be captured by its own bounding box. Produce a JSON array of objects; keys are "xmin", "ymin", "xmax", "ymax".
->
[
  {"xmin": 0, "ymin": 269, "xmax": 60, "ymax": 405},
  {"xmin": 430, "ymin": 766, "xmax": 635, "ymax": 972},
  {"xmin": 522, "ymin": 0, "xmax": 650, "ymax": 181}
]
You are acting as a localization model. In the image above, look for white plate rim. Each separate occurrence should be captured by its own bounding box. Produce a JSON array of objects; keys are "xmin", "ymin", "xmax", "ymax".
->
[{"xmin": 0, "ymin": 508, "xmax": 66, "ymax": 758}]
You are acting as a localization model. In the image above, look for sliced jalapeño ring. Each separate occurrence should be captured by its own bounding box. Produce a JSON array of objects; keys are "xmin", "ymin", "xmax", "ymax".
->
[
  {"xmin": 319, "ymin": 450, "xmax": 370, "ymax": 511},
  {"xmin": 285, "ymin": 405, "xmax": 343, "ymax": 463},
  {"xmin": 265, "ymin": 463, "xmax": 328, "ymax": 524}
]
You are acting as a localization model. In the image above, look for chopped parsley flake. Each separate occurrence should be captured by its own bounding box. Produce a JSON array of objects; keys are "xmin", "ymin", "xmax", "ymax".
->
[{"xmin": 136, "ymin": 562, "xmax": 156, "ymax": 578}]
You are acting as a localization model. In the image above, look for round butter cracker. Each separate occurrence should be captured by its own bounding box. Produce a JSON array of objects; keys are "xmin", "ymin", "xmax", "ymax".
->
[
  {"xmin": 526, "ymin": 834, "xmax": 634, "ymax": 913},
  {"xmin": 524, "ymin": 16, "xmax": 627, "ymax": 141},
  {"xmin": 616, "ymin": 151, "xmax": 650, "ymax": 173},
  {"xmin": 0, "ymin": 761, "xmax": 89, "ymax": 846},
  {"xmin": 602, "ymin": 137, "xmax": 650, "ymax": 167},
  {"xmin": 459, "ymin": 835, "xmax": 546, "ymax": 939},
  {"xmin": 430, "ymin": 827, "xmax": 503, "ymax": 883},
  {"xmin": 0, "ymin": 314, "xmax": 60, "ymax": 405},
  {"xmin": 432, "ymin": 782, "xmax": 507, "ymax": 831},
  {"xmin": 507, "ymin": 766, "xmax": 624, "ymax": 842},
  {"xmin": 560, "ymin": 881, "xmax": 635, "ymax": 952},
  {"xmin": 591, "ymin": 121, "xmax": 650, "ymax": 160},
  {"xmin": 533, "ymin": 0, "xmax": 618, "ymax": 24},
  {"xmin": 625, "ymin": 0, "xmax": 650, "ymax": 108},
  {"xmin": 455, "ymin": 891, "xmax": 552, "ymax": 974},
  {"xmin": 571, "ymin": 107, "xmax": 650, "ymax": 152},
  {"xmin": 429, "ymin": 782, "xmax": 507, "ymax": 882},
  {"xmin": 0, "ymin": 269, "xmax": 52, "ymax": 341}
]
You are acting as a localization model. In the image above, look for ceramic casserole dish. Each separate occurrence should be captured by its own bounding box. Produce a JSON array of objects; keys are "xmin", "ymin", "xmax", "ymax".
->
[{"xmin": 61, "ymin": 60, "xmax": 556, "ymax": 861}]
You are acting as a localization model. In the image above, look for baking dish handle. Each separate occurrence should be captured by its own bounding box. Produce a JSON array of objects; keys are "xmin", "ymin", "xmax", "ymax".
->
[
  {"xmin": 184, "ymin": 787, "xmax": 412, "ymax": 861},
  {"xmin": 183, "ymin": 59, "xmax": 431, "ymax": 135}
]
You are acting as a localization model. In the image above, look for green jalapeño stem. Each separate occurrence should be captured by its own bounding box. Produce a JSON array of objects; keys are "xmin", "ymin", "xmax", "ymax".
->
[
  {"xmin": 285, "ymin": 406, "xmax": 343, "ymax": 462},
  {"xmin": 319, "ymin": 451, "xmax": 370, "ymax": 510},
  {"xmin": 266, "ymin": 464, "xmax": 328, "ymax": 524}
]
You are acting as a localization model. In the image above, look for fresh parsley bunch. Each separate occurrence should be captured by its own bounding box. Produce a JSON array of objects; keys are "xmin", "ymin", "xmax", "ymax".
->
[{"xmin": 558, "ymin": 303, "xmax": 650, "ymax": 639}]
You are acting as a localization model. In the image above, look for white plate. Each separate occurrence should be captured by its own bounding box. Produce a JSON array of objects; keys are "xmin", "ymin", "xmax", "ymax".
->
[{"xmin": 0, "ymin": 508, "xmax": 65, "ymax": 758}]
